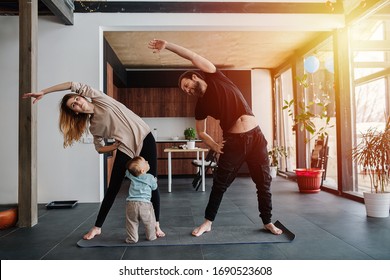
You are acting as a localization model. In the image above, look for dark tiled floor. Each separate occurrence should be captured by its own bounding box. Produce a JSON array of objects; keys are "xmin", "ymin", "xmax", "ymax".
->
[{"xmin": 1, "ymin": 176, "xmax": 390, "ymax": 260}]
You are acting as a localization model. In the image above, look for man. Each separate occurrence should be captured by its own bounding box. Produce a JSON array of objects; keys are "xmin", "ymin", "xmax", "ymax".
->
[{"xmin": 148, "ymin": 39, "xmax": 282, "ymax": 236}]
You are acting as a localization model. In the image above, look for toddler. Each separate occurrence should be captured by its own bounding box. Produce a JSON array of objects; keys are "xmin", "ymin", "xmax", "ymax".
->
[{"xmin": 125, "ymin": 156, "xmax": 157, "ymax": 243}]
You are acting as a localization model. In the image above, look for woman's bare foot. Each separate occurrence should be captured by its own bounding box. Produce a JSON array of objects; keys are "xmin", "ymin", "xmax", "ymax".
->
[
  {"xmin": 156, "ymin": 222, "xmax": 165, "ymax": 238},
  {"xmin": 83, "ymin": 226, "xmax": 101, "ymax": 240},
  {"xmin": 264, "ymin": 223, "xmax": 283, "ymax": 235},
  {"xmin": 192, "ymin": 220, "xmax": 212, "ymax": 237}
]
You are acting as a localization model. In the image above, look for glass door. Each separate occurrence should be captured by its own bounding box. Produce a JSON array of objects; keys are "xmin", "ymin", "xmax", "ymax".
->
[{"xmin": 275, "ymin": 68, "xmax": 296, "ymax": 173}]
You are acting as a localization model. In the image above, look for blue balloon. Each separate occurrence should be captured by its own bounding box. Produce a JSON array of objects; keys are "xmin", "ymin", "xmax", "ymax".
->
[
  {"xmin": 304, "ymin": 56, "xmax": 320, "ymax": 74},
  {"xmin": 325, "ymin": 56, "xmax": 334, "ymax": 73}
]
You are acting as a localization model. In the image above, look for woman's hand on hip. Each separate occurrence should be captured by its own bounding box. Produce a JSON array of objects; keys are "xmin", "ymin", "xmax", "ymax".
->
[{"xmin": 114, "ymin": 140, "xmax": 121, "ymax": 148}]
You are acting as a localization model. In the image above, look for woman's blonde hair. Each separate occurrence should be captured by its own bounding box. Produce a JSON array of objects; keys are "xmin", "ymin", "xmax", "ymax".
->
[{"xmin": 59, "ymin": 93, "xmax": 90, "ymax": 148}]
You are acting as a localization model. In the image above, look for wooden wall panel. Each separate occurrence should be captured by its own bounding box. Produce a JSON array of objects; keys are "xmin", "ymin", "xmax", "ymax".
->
[{"xmin": 118, "ymin": 87, "xmax": 197, "ymax": 117}]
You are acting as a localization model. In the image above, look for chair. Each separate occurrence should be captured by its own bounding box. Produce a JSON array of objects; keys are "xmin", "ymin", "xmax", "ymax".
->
[
  {"xmin": 191, "ymin": 150, "xmax": 218, "ymax": 191},
  {"xmin": 310, "ymin": 135, "xmax": 329, "ymax": 185}
]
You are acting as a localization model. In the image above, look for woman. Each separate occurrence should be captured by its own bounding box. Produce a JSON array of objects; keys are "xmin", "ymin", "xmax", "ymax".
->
[{"xmin": 23, "ymin": 82, "xmax": 165, "ymax": 240}]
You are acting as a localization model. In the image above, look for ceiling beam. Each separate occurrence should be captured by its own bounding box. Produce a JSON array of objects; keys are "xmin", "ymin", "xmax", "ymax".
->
[
  {"xmin": 0, "ymin": 0, "xmax": 74, "ymax": 25},
  {"xmin": 0, "ymin": 1, "xmax": 51, "ymax": 15},
  {"xmin": 74, "ymin": 1, "xmax": 344, "ymax": 14},
  {"xmin": 41, "ymin": 0, "xmax": 74, "ymax": 25}
]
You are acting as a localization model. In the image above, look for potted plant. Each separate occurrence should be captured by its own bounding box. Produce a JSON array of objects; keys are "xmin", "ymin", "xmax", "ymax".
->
[
  {"xmin": 184, "ymin": 127, "xmax": 196, "ymax": 149},
  {"xmin": 283, "ymin": 75, "xmax": 333, "ymax": 144},
  {"xmin": 352, "ymin": 116, "xmax": 390, "ymax": 218},
  {"xmin": 268, "ymin": 145, "xmax": 287, "ymax": 178},
  {"xmin": 0, "ymin": 206, "xmax": 18, "ymax": 229},
  {"xmin": 283, "ymin": 74, "xmax": 334, "ymax": 192}
]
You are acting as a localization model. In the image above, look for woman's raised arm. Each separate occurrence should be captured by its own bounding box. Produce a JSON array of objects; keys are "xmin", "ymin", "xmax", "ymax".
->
[{"xmin": 22, "ymin": 82, "xmax": 72, "ymax": 104}]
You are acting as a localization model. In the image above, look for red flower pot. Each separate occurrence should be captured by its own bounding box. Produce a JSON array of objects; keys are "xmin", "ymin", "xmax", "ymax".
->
[
  {"xmin": 0, "ymin": 207, "xmax": 18, "ymax": 230},
  {"xmin": 294, "ymin": 168, "xmax": 324, "ymax": 193}
]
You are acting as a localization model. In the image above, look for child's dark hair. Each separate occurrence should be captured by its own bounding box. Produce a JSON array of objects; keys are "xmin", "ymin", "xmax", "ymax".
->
[{"xmin": 127, "ymin": 156, "xmax": 144, "ymax": 177}]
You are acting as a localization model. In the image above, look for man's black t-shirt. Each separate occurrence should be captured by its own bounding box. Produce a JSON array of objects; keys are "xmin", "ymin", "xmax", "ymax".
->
[{"xmin": 195, "ymin": 70, "xmax": 253, "ymax": 132}]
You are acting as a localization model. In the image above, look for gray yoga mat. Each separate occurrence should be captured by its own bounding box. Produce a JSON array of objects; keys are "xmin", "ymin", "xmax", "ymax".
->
[{"xmin": 77, "ymin": 220, "xmax": 294, "ymax": 247}]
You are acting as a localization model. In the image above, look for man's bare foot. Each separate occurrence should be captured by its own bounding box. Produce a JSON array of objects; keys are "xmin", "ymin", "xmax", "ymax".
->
[
  {"xmin": 156, "ymin": 222, "xmax": 165, "ymax": 238},
  {"xmin": 83, "ymin": 226, "xmax": 101, "ymax": 240},
  {"xmin": 264, "ymin": 223, "xmax": 283, "ymax": 235},
  {"xmin": 192, "ymin": 220, "xmax": 212, "ymax": 237}
]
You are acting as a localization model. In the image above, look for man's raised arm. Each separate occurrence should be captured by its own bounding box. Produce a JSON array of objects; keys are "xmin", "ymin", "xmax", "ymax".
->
[{"xmin": 148, "ymin": 39, "xmax": 216, "ymax": 73}]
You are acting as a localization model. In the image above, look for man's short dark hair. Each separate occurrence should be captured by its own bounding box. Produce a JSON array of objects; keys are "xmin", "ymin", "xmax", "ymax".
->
[{"xmin": 178, "ymin": 70, "xmax": 205, "ymax": 90}]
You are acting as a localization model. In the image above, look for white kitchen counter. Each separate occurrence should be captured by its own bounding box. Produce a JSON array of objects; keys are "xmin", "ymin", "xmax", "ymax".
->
[{"xmin": 155, "ymin": 139, "xmax": 202, "ymax": 143}]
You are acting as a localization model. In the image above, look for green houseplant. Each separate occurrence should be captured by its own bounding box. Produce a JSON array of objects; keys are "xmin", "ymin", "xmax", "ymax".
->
[
  {"xmin": 268, "ymin": 145, "xmax": 287, "ymax": 178},
  {"xmin": 268, "ymin": 145, "xmax": 287, "ymax": 167},
  {"xmin": 352, "ymin": 116, "xmax": 390, "ymax": 217},
  {"xmin": 283, "ymin": 74, "xmax": 333, "ymax": 192},
  {"xmin": 283, "ymin": 75, "xmax": 333, "ymax": 144},
  {"xmin": 184, "ymin": 127, "xmax": 196, "ymax": 140},
  {"xmin": 184, "ymin": 127, "xmax": 196, "ymax": 149}
]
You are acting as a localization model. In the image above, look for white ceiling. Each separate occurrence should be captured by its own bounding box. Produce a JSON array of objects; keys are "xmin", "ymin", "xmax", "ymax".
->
[{"xmin": 103, "ymin": 0, "xmax": 364, "ymax": 70}]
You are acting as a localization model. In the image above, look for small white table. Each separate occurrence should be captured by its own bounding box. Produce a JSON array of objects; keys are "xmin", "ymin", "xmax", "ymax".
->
[{"xmin": 164, "ymin": 147, "xmax": 209, "ymax": 192}]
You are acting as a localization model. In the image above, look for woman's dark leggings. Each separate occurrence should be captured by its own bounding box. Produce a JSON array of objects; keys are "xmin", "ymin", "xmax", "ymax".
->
[{"xmin": 94, "ymin": 132, "xmax": 160, "ymax": 228}]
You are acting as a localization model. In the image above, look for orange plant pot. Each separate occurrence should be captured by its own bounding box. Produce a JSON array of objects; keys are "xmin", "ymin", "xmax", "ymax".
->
[
  {"xmin": 295, "ymin": 168, "xmax": 324, "ymax": 193},
  {"xmin": 0, "ymin": 207, "xmax": 18, "ymax": 230}
]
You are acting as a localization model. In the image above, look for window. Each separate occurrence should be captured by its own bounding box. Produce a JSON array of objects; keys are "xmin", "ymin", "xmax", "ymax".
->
[
  {"xmin": 274, "ymin": 37, "xmax": 338, "ymax": 188},
  {"xmin": 350, "ymin": 5, "xmax": 390, "ymax": 195},
  {"xmin": 275, "ymin": 69, "xmax": 296, "ymax": 173},
  {"xmin": 302, "ymin": 38, "xmax": 338, "ymax": 190}
]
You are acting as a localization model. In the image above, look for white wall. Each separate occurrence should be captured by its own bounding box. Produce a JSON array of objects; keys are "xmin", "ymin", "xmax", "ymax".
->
[
  {"xmin": 252, "ymin": 69, "xmax": 273, "ymax": 147},
  {"xmin": 143, "ymin": 117, "xmax": 196, "ymax": 140},
  {"xmin": 0, "ymin": 13, "xmax": 273, "ymax": 204},
  {"xmin": 0, "ymin": 18, "xmax": 19, "ymax": 204}
]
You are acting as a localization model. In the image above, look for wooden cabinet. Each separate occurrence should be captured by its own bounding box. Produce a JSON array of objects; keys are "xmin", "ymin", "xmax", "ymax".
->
[{"xmin": 118, "ymin": 87, "xmax": 197, "ymax": 117}]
